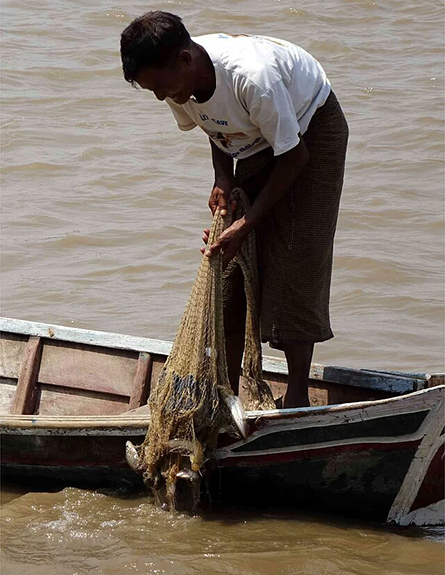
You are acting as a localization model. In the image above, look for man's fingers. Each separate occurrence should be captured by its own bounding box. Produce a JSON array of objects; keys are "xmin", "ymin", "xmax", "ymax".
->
[
  {"xmin": 209, "ymin": 196, "xmax": 218, "ymax": 215},
  {"xmin": 202, "ymin": 228, "xmax": 210, "ymax": 245},
  {"xmin": 218, "ymin": 193, "xmax": 228, "ymax": 217},
  {"xmin": 205, "ymin": 241, "xmax": 221, "ymax": 258}
]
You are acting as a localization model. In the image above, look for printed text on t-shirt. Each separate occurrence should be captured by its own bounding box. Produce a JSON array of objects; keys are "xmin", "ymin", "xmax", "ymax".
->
[{"xmin": 199, "ymin": 114, "xmax": 228, "ymax": 126}]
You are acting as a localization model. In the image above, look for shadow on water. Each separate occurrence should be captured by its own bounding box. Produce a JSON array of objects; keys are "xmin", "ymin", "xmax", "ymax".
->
[
  {"xmin": 198, "ymin": 502, "xmax": 444, "ymax": 543},
  {"xmin": 2, "ymin": 481, "xmax": 443, "ymax": 543},
  {"xmin": 0, "ymin": 482, "xmax": 31, "ymax": 506}
]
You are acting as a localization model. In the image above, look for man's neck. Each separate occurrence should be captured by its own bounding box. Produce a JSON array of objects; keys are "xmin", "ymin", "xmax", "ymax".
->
[{"xmin": 191, "ymin": 42, "xmax": 216, "ymax": 103}]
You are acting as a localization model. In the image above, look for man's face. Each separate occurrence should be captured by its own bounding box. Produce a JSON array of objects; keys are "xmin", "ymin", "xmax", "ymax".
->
[{"xmin": 136, "ymin": 51, "xmax": 194, "ymax": 105}]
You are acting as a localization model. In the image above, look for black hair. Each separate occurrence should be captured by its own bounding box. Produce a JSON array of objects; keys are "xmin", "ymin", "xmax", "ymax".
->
[{"xmin": 120, "ymin": 11, "xmax": 191, "ymax": 85}]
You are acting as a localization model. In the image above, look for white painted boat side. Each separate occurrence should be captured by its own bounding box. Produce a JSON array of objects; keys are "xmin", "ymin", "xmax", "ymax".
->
[
  {"xmin": 214, "ymin": 386, "xmax": 444, "ymax": 460},
  {"xmin": 387, "ymin": 389, "xmax": 445, "ymax": 526},
  {"xmin": 396, "ymin": 500, "xmax": 445, "ymax": 527},
  {"xmin": 0, "ymin": 317, "xmax": 174, "ymax": 357},
  {"xmin": 2, "ymin": 386, "xmax": 443, "ymax": 437}
]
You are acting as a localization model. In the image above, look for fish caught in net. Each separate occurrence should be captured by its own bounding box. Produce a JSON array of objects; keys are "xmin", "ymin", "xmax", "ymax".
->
[{"xmin": 126, "ymin": 188, "xmax": 275, "ymax": 511}]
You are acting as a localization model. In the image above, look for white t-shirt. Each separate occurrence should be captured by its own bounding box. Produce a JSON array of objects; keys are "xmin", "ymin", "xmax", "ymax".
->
[{"xmin": 166, "ymin": 33, "xmax": 331, "ymax": 160}]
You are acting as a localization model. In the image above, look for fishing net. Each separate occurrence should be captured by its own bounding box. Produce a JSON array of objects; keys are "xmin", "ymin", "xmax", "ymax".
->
[{"xmin": 132, "ymin": 188, "xmax": 275, "ymax": 508}]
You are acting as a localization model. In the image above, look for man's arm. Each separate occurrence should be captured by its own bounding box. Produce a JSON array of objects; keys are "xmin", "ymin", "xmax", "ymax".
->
[
  {"xmin": 208, "ymin": 139, "xmax": 235, "ymax": 216},
  {"xmin": 244, "ymin": 136, "xmax": 309, "ymax": 229},
  {"xmin": 205, "ymin": 137, "xmax": 309, "ymax": 267}
]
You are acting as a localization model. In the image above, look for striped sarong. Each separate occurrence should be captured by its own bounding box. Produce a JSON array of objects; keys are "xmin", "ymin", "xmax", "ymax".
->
[{"xmin": 223, "ymin": 90, "xmax": 349, "ymax": 348}]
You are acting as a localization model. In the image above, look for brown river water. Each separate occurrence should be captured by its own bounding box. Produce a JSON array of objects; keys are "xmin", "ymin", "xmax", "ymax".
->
[{"xmin": 1, "ymin": 0, "xmax": 444, "ymax": 572}]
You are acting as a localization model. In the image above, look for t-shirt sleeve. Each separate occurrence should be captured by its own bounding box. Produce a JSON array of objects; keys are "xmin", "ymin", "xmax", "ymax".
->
[
  {"xmin": 165, "ymin": 99, "xmax": 197, "ymax": 131},
  {"xmin": 247, "ymin": 80, "xmax": 301, "ymax": 156}
]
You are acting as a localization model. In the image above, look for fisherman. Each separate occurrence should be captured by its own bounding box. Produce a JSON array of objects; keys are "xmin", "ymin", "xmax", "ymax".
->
[{"xmin": 120, "ymin": 11, "xmax": 349, "ymax": 408}]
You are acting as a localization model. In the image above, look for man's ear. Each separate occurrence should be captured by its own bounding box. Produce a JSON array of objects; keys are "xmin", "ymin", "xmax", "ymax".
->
[{"xmin": 178, "ymin": 49, "xmax": 192, "ymax": 66}]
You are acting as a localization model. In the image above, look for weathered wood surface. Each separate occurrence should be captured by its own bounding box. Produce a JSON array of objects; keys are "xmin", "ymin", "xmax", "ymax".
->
[
  {"xmin": 426, "ymin": 374, "xmax": 445, "ymax": 387},
  {"xmin": 37, "ymin": 385, "xmax": 130, "ymax": 416},
  {"xmin": 0, "ymin": 379, "xmax": 17, "ymax": 414},
  {"xmin": 0, "ymin": 413, "xmax": 150, "ymax": 431},
  {"xmin": 149, "ymin": 358, "xmax": 166, "ymax": 392},
  {"xmin": 38, "ymin": 340, "xmax": 138, "ymax": 397},
  {"xmin": 11, "ymin": 337, "xmax": 42, "ymax": 415},
  {"xmin": 1, "ymin": 318, "xmax": 173, "ymax": 357},
  {"xmin": 2, "ymin": 317, "xmax": 439, "ymax": 394},
  {"xmin": 1, "ymin": 386, "xmax": 441, "ymax": 430},
  {"xmin": 0, "ymin": 333, "xmax": 27, "ymax": 379},
  {"xmin": 1, "ymin": 317, "xmax": 443, "ymax": 418},
  {"xmin": 387, "ymin": 396, "xmax": 445, "ymax": 525},
  {"xmin": 2, "ymin": 317, "xmax": 443, "ymax": 528},
  {"xmin": 2, "ymin": 385, "xmax": 444, "ymax": 526},
  {"xmin": 129, "ymin": 352, "xmax": 152, "ymax": 410}
]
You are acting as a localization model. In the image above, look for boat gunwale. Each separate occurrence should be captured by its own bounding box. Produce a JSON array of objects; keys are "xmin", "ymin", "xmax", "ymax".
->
[
  {"xmin": 1, "ymin": 317, "xmax": 442, "ymax": 396},
  {"xmin": 1, "ymin": 386, "xmax": 443, "ymax": 431}
]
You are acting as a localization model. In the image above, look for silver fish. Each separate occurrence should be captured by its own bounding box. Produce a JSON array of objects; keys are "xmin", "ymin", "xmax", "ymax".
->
[
  {"xmin": 224, "ymin": 394, "xmax": 247, "ymax": 438},
  {"xmin": 125, "ymin": 441, "xmax": 141, "ymax": 473},
  {"xmin": 176, "ymin": 469, "xmax": 200, "ymax": 482}
]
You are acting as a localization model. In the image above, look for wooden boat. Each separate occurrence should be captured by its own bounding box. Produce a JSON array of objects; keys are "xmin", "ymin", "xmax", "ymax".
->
[{"xmin": 1, "ymin": 317, "xmax": 443, "ymax": 526}]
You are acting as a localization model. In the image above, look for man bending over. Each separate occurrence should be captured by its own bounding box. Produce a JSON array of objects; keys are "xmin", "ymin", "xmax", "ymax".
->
[{"xmin": 120, "ymin": 11, "xmax": 349, "ymax": 407}]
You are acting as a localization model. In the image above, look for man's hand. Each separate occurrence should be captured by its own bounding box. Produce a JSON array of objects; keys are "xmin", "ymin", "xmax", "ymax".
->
[
  {"xmin": 208, "ymin": 182, "xmax": 230, "ymax": 216},
  {"xmin": 208, "ymin": 180, "xmax": 238, "ymax": 217},
  {"xmin": 201, "ymin": 217, "xmax": 251, "ymax": 269}
]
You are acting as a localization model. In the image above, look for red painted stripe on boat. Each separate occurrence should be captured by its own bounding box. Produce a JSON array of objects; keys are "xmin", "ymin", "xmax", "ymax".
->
[
  {"xmin": 3, "ymin": 440, "xmax": 422, "ymax": 470},
  {"xmin": 216, "ymin": 439, "xmax": 421, "ymax": 467}
]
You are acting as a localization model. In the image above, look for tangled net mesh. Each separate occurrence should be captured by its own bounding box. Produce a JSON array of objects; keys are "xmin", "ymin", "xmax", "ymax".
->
[{"xmin": 135, "ymin": 189, "xmax": 275, "ymax": 507}]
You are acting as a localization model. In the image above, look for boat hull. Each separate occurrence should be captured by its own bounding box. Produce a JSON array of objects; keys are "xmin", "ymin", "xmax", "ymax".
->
[
  {"xmin": 207, "ymin": 441, "xmax": 421, "ymax": 521},
  {"xmin": 2, "ymin": 386, "xmax": 443, "ymax": 526}
]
